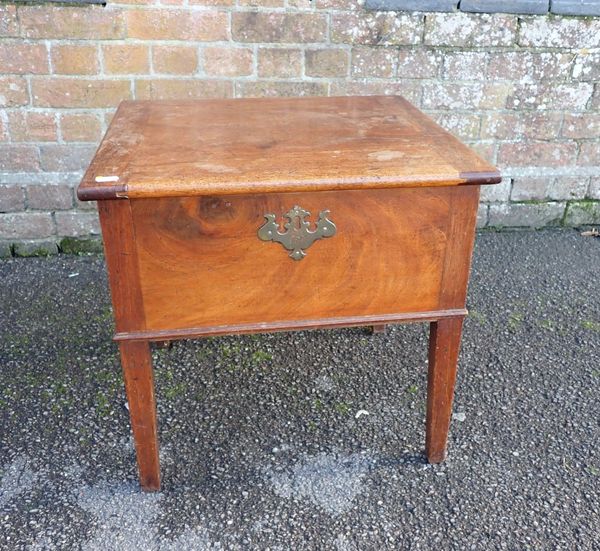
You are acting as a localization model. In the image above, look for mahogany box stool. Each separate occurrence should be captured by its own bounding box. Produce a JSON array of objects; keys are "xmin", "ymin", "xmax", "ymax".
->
[{"xmin": 78, "ymin": 95, "xmax": 501, "ymax": 491}]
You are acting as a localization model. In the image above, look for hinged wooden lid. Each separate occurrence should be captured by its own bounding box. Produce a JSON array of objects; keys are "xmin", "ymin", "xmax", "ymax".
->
[{"xmin": 78, "ymin": 95, "xmax": 501, "ymax": 201}]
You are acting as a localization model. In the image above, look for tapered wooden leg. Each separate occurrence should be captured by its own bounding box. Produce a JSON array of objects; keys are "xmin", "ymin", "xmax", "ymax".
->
[
  {"xmin": 370, "ymin": 324, "xmax": 387, "ymax": 334},
  {"xmin": 426, "ymin": 317, "xmax": 464, "ymax": 463},
  {"xmin": 119, "ymin": 340, "xmax": 161, "ymax": 491}
]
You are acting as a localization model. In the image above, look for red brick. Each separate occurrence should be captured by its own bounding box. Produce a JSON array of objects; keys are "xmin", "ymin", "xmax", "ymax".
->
[
  {"xmin": 0, "ymin": 145, "xmax": 40, "ymax": 171},
  {"xmin": 61, "ymin": 113, "xmax": 102, "ymax": 142},
  {"xmin": 103, "ymin": 44, "xmax": 150, "ymax": 75},
  {"xmin": 434, "ymin": 113, "xmax": 481, "ymax": 141},
  {"xmin": 0, "ymin": 5, "xmax": 18, "ymax": 37},
  {"xmin": 487, "ymin": 52, "xmax": 572, "ymax": 81},
  {"xmin": 154, "ymin": 45, "xmax": 199, "ymax": 75},
  {"xmin": 497, "ymin": 142, "xmax": 577, "ymax": 167},
  {"xmin": 351, "ymin": 47, "xmax": 396, "ymax": 78},
  {"xmin": 305, "ymin": 48, "xmax": 349, "ymax": 78},
  {"xmin": 330, "ymin": 81, "xmax": 421, "ymax": 105},
  {"xmin": 481, "ymin": 112, "xmax": 563, "ymax": 140},
  {"xmin": 203, "ymin": 47, "xmax": 253, "ymax": 77},
  {"xmin": 9, "ymin": 112, "xmax": 58, "ymax": 142},
  {"xmin": 32, "ymin": 78, "xmax": 132, "ymax": 108},
  {"xmin": 397, "ymin": 49, "xmax": 442, "ymax": 78},
  {"xmin": 578, "ymin": 143, "xmax": 600, "ymax": 166},
  {"xmin": 127, "ymin": 9, "xmax": 228, "ymax": 41},
  {"xmin": 317, "ymin": 0, "xmax": 361, "ymax": 7},
  {"xmin": 238, "ymin": 0, "xmax": 283, "ymax": 5},
  {"xmin": 135, "ymin": 79, "xmax": 233, "ymax": 100},
  {"xmin": 52, "ymin": 44, "xmax": 99, "ymax": 75},
  {"xmin": 422, "ymin": 82, "xmax": 511, "ymax": 110},
  {"xmin": 0, "ymin": 212, "xmax": 54, "ymax": 239},
  {"xmin": 0, "ymin": 77, "xmax": 28, "ymax": 107},
  {"xmin": 468, "ymin": 143, "xmax": 496, "ymax": 163},
  {"xmin": 331, "ymin": 13, "xmax": 422, "ymax": 45},
  {"xmin": 561, "ymin": 114, "xmax": 600, "ymax": 139},
  {"xmin": 257, "ymin": 48, "xmax": 302, "ymax": 78},
  {"xmin": 0, "ymin": 41, "xmax": 48, "ymax": 75},
  {"xmin": 237, "ymin": 81, "xmax": 328, "ymax": 98},
  {"xmin": 443, "ymin": 52, "xmax": 488, "ymax": 80},
  {"xmin": 26, "ymin": 184, "xmax": 73, "ymax": 210},
  {"xmin": 55, "ymin": 211, "xmax": 100, "ymax": 237},
  {"xmin": 511, "ymin": 177, "xmax": 548, "ymax": 201},
  {"xmin": 508, "ymin": 82, "xmax": 593, "ymax": 111},
  {"xmin": 20, "ymin": 6, "xmax": 126, "ymax": 39},
  {"xmin": 548, "ymin": 177, "xmax": 589, "ymax": 200},
  {"xmin": 189, "ymin": 0, "xmax": 235, "ymax": 4},
  {"xmin": 39, "ymin": 144, "xmax": 96, "ymax": 172},
  {"xmin": 0, "ymin": 185, "xmax": 25, "ymax": 212},
  {"xmin": 0, "ymin": 115, "xmax": 7, "ymax": 142},
  {"xmin": 573, "ymin": 51, "xmax": 600, "ymax": 82},
  {"xmin": 232, "ymin": 13, "xmax": 327, "ymax": 43}
]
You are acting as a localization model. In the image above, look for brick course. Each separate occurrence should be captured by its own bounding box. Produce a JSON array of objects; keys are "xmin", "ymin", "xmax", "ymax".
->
[{"xmin": 0, "ymin": 1, "xmax": 598, "ymax": 251}]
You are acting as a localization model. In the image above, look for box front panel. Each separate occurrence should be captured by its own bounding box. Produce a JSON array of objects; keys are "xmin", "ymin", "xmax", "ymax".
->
[{"xmin": 131, "ymin": 188, "xmax": 463, "ymax": 331}]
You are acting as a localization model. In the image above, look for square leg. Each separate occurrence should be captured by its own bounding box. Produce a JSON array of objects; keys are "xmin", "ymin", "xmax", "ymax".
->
[
  {"xmin": 119, "ymin": 340, "xmax": 161, "ymax": 491},
  {"xmin": 426, "ymin": 317, "xmax": 464, "ymax": 463}
]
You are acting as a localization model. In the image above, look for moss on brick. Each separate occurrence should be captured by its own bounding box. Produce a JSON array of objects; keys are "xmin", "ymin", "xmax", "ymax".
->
[
  {"xmin": 59, "ymin": 237, "xmax": 103, "ymax": 255},
  {"xmin": 13, "ymin": 240, "xmax": 59, "ymax": 257}
]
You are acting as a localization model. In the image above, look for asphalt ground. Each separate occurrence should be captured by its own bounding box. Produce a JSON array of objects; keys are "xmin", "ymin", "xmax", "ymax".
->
[{"xmin": 0, "ymin": 229, "xmax": 599, "ymax": 550}]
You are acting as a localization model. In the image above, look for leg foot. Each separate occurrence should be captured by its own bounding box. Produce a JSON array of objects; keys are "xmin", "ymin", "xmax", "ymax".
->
[
  {"xmin": 426, "ymin": 317, "xmax": 464, "ymax": 464},
  {"xmin": 119, "ymin": 340, "xmax": 161, "ymax": 491},
  {"xmin": 369, "ymin": 324, "xmax": 387, "ymax": 335}
]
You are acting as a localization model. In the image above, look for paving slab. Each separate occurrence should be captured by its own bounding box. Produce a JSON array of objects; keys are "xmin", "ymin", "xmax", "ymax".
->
[{"xmin": 1, "ymin": 229, "xmax": 599, "ymax": 549}]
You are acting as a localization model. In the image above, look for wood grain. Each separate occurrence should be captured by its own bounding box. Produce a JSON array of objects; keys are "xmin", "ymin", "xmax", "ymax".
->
[
  {"xmin": 130, "ymin": 187, "xmax": 465, "ymax": 332},
  {"xmin": 426, "ymin": 317, "xmax": 464, "ymax": 463},
  {"xmin": 78, "ymin": 96, "xmax": 500, "ymax": 201}
]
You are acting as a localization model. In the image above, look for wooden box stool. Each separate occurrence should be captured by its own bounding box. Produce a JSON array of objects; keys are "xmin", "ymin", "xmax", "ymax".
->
[{"xmin": 78, "ymin": 96, "xmax": 500, "ymax": 491}]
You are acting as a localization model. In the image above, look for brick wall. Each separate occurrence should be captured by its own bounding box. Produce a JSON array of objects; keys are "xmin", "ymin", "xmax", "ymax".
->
[{"xmin": 0, "ymin": 1, "xmax": 599, "ymax": 255}]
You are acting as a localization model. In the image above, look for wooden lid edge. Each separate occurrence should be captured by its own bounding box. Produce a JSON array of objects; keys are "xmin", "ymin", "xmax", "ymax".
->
[{"xmin": 459, "ymin": 170, "xmax": 502, "ymax": 186}]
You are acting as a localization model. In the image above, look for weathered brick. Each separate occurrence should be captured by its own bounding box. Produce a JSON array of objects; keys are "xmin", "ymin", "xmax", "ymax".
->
[
  {"xmin": 487, "ymin": 51, "xmax": 572, "ymax": 81},
  {"xmin": 578, "ymin": 143, "xmax": 600, "ymax": 166},
  {"xmin": 564, "ymin": 200, "xmax": 600, "ymax": 225},
  {"xmin": 239, "ymin": 0, "xmax": 284, "ymax": 5},
  {"xmin": 511, "ymin": 177, "xmax": 548, "ymax": 201},
  {"xmin": 507, "ymin": 82, "xmax": 593, "ymax": 111},
  {"xmin": 9, "ymin": 112, "xmax": 57, "ymax": 142},
  {"xmin": 0, "ymin": 184, "xmax": 25, "ymax": 212},
  {"xmin": 154, "ymin": 45, "xmax": 199, "ymax": 75},
  {"xmin": 127, "ymin": 9, "xmax": 228, "ymax": 41},
  {"xmin": 561, "ymin": 114, "xmax": 600, "ymax": 139},
  {"xmin": 551, "ymin": 0, "xmax": 600, "ymax": 15},
  {"xmin": 306, "ymin": 48, "xmax": 349, "ymax": 78},
  {"xmin": 0, "ymin": 77, "xmax": 29, "ymax": 107},
  {"xmin": 434, "ymin": 113, "xmax": 481, "ymax": 140},
  {"xmin": 52, "ymin": 44, "xmax": 99, "ymax": 75},
  {"xmin": 189, "ymin": 0, "xmax": 235, "ymax": 4},
  {"xmin": 0, "ymin": 115, "xmax": 6, "ymax": 142},
  {"xmin": 548, "ymin": 177, "xmax": 589, "ymax": 200},
  {"xmin": 488, "ymin": 202, "xmax": 565, "ymax": 228},
  {"xmin": 60, "ymin": 113, "xmax": 102, "ymax": 142},
  {"xmin": 469, "ymin": 142, "xmax": 496, "ymax": 163},
  {"xmin": 232, "ymin": 13, "xmax": 327, "ymax": 43},
  {"xmin": 589, "ymin": 178, "xmax": 600, "ymax": 199},
  {"xmin": 0, "ymin": 241, "xmax": 11, "ymax": 257},
  {"xmin": 497, "ymin": 141, "xmax": 577, "ymax": 167},
  {"xmin": 55, "ymin": 211, "xmax": 101, "ymax": 237},
  {"xmin": 39, "ymin": 144, "xmax": 96, "ymax": 172},
  {"xmin": 519, "ymin": 16, "xmax": 600, "ymax": 48},
  {"xmin": 237, "ymin": 81, "xmax": 328, "ymax": 98},
  {"xmin": 425, "ymin": 13, "xmax": 517, "ymax": 47},
  {"xmin": 480, "ymin": 177, "xmax": 511, "ymax": 202},
  {"xmin": 26, "ymin": 184, "xmax": 73, "ymax": 210},
  {"xmin": 573, "ymin": 51, "xmax": 600, "ymax": 82},
  {"xmin": 13, "ymin": 240, "xmax": 59, "ymax": 257},
  {"xmin": 20, "ymin": 6, "xmax": 126, "ymax": 40},
  {"xmin": 330, "ymin": 80, "xmax": 422, "ymax": 104},
  {"xmin": 287, "ymin": 0, "xmax": 314, "ymax": 7},
  {"xmin": 422, "ymin": 82, "xmax": 511, "ymax": 110},
  {"xmin": 31, "ymin": 78, "xmax": 132, "ymax": 108},
  {"xmin": 461, "ymin": 0, "xmax": 549, "ymax": 14},
  {"xmin": 257, "ymin": 48, "xmax": 302, "ymax": 78},
  {"xmin": 443, "ymin": 52, "xmax": 488, "ymax": 80},
  {"xmin": 103, "ymin": 44, "xmax": 150, "ymax": 75},
  {"xmin": 203, "ymin": 47, "xmax": 254, "ymax": 77},
  {"xmin": 331, "ymin": 13, "xmax": 422, "ymax": 46},
  {"xmin": 0, "ymin": 41, "xmax": 48, "ymax": 75},
  {"xmin": 0, "ymin": 5, "xmax": 18, "ymax": 37},
  {"xmin": 351, "ymin": 47, "xmax": 396, "ymax": 78},
  {"xmin": 480, "ymin": 112, "xmax": 562, "ymax": 140},
  {"xmin": 476, "ymin": 203, "xmax": 488, "ymax": 228},
  {"xmin": 0, "ymin": 145, "xmax": 39, "ymax": 171},
  {"xmin": 591, "ymin": 87, "xmax": 600, "ymax": 111},
  {"xmin": 0, "ymin": 212, "xmax": 54, "ymax": 239},
  {"xmin": 135, "ymin": 79, "xmax": 233, "ymax": 100},
  {"xmin": 397, "ymin": 49, "xmax": 442, "ymax": 78},
  {"xmin": 366, "ymin": 0, "xmax": 458, "ymax": 10}
]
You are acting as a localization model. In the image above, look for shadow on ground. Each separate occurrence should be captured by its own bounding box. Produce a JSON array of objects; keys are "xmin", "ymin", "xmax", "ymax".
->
[{"xmin": 1, "ymin": 230, "xmax": 599, "ymax": 549}]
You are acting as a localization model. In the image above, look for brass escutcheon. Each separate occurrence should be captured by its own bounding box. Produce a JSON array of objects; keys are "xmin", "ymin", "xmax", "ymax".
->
[{"xmin": 257, "ymin": 205, "xmax": 336, "ymax": 260}]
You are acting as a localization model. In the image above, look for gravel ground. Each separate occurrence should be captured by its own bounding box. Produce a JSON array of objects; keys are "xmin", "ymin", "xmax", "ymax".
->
[{"xmin": 0, "ymin": 229, "xmax": 599, "ymax": 550}]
